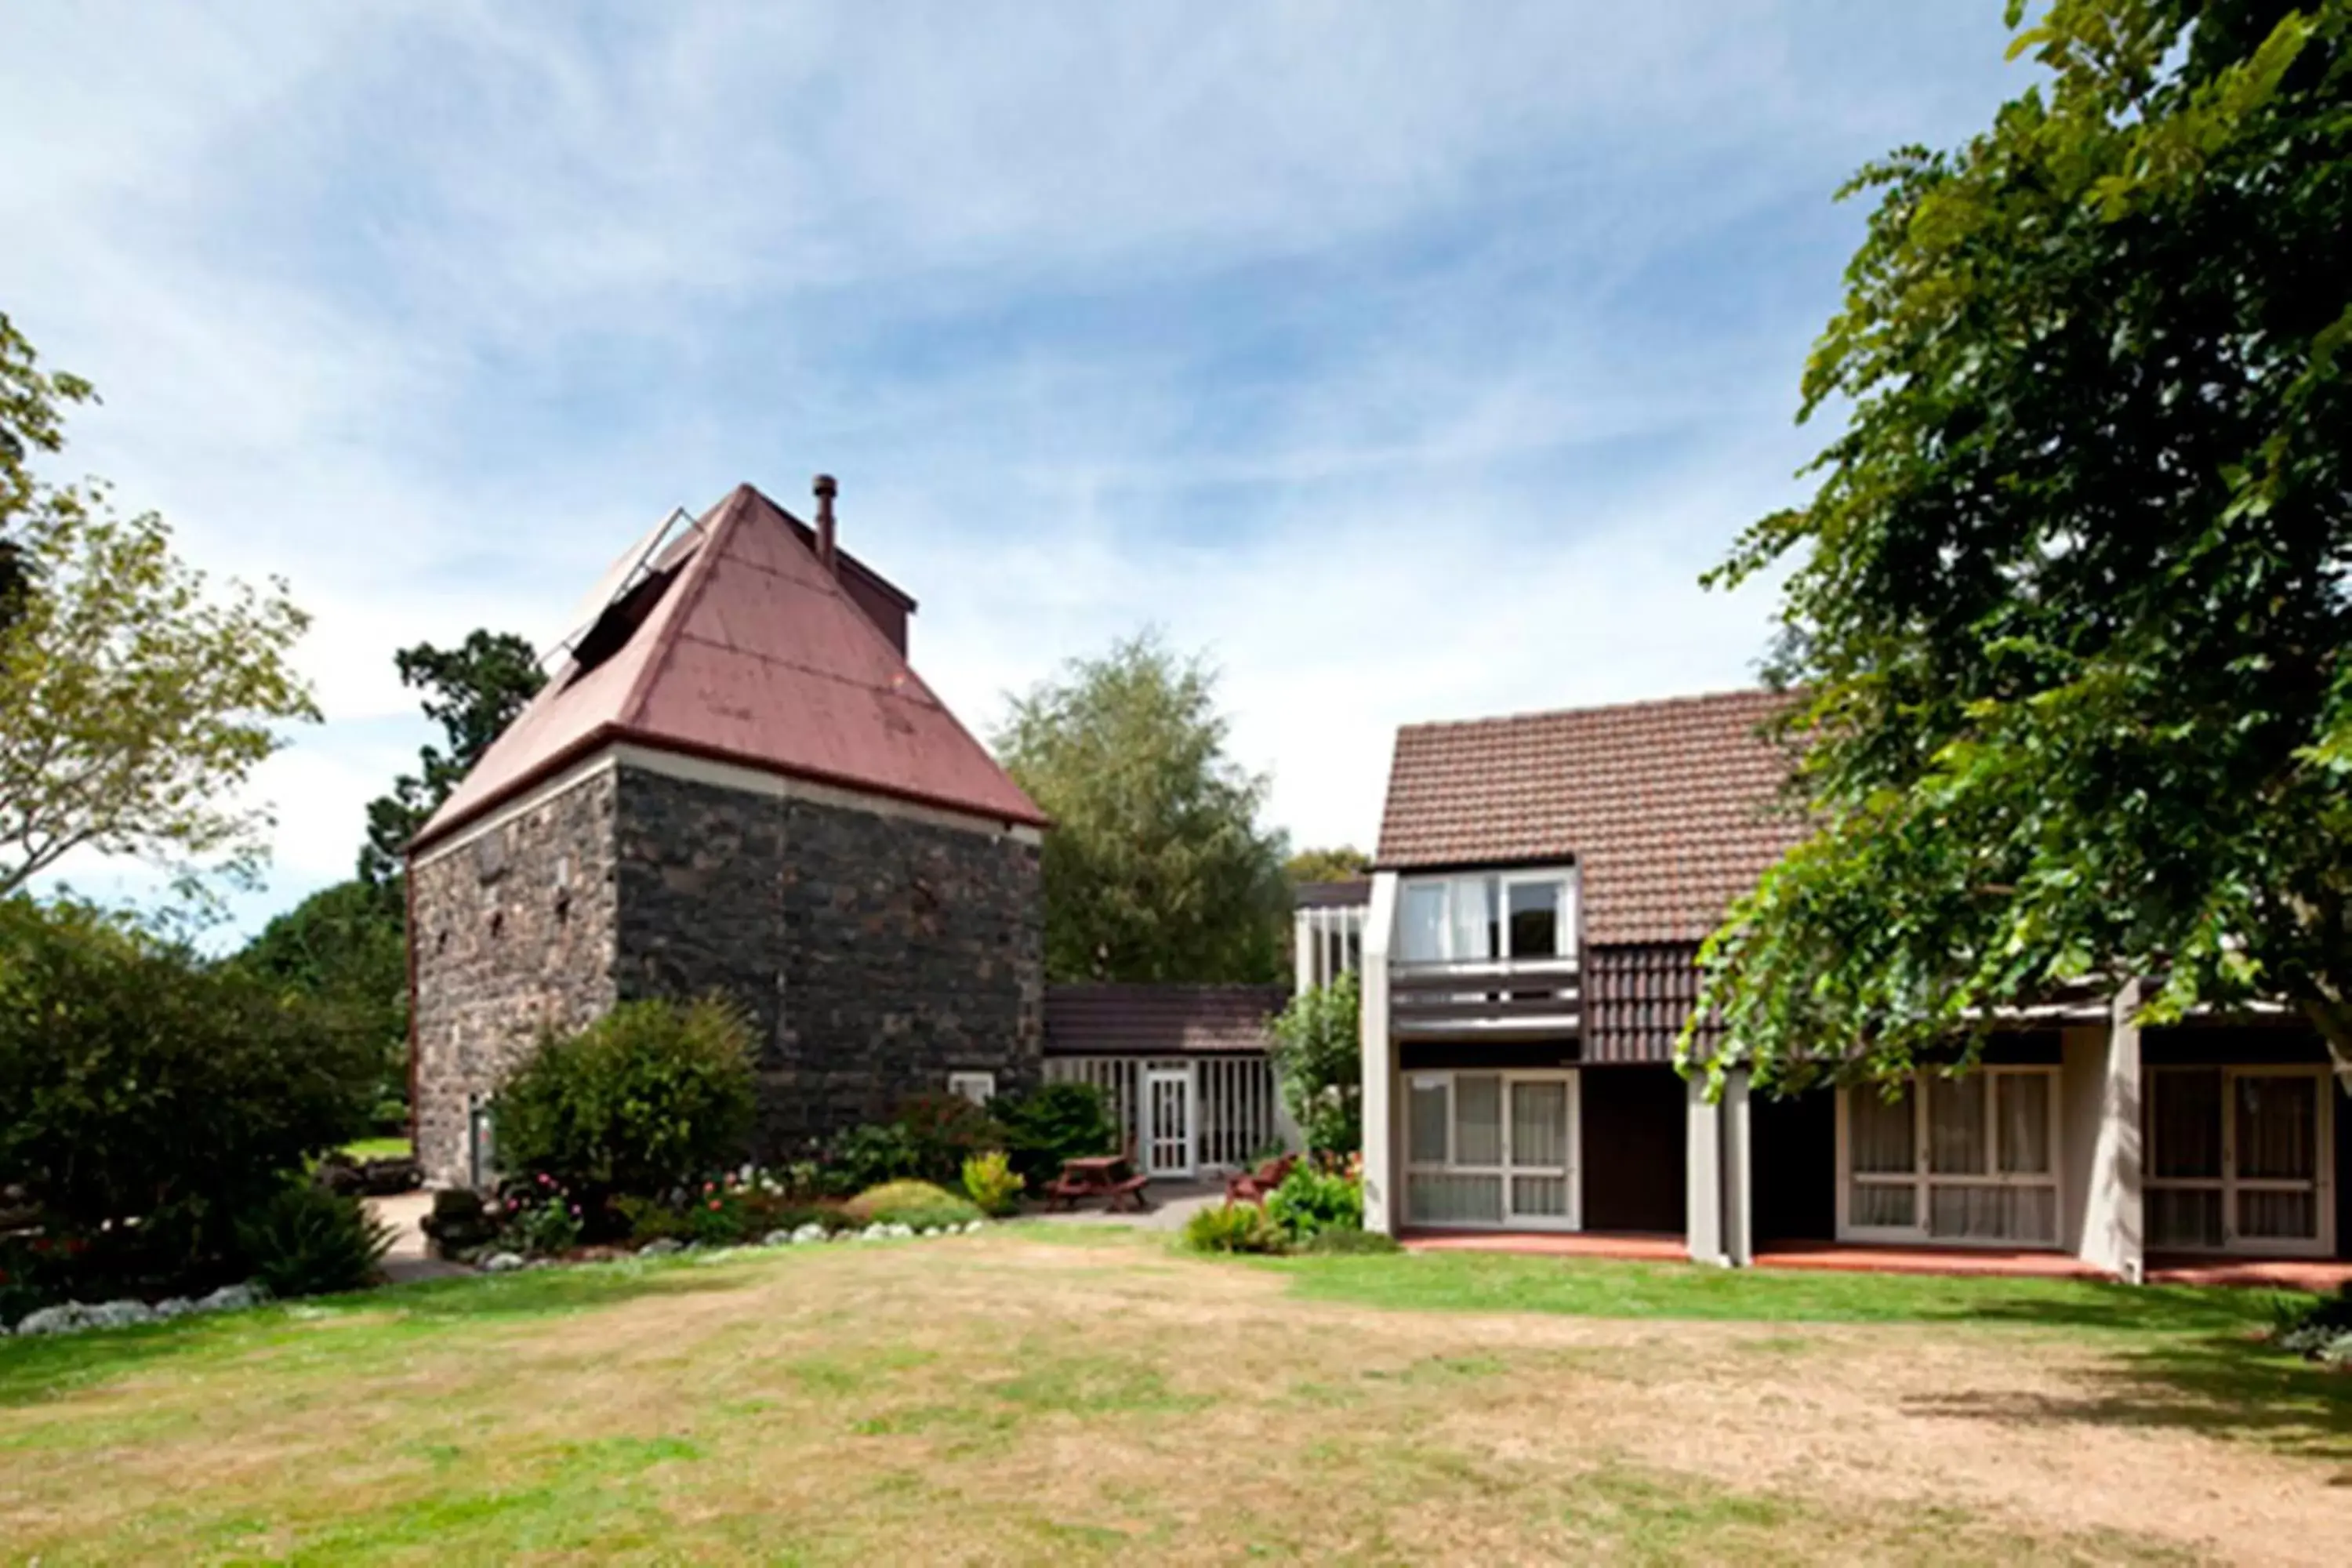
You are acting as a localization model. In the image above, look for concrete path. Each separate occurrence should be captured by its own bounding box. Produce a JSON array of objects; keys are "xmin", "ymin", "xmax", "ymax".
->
[
  {"xmin": 1023, "ymin": 1177, "xmax": 1225, "ymax": 1232},
  {"xmin": 366, "ymin": 1190, "xmax": 470, "ymax": 1284}
]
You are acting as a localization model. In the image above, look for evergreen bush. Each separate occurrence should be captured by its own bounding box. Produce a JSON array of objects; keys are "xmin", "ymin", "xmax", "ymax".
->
[{"xmin": 493, "ymin": 997, "xmax": 756, "ymax": 1218}]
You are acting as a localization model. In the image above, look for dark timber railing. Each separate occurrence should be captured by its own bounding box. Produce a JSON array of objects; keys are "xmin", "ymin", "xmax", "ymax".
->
[{"xmin": 1389, "ymin": 959, "xmax": 1581, "ymax": 1035}]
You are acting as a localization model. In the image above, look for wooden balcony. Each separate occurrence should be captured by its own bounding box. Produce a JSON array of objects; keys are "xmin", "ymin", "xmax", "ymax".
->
[{"xmin": 1389, "ymin": 959, "xmax": 1581, "ymax": 1036}]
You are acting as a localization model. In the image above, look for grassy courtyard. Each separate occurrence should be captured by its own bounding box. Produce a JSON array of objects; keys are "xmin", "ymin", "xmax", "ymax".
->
[{"xmin": 2, "ymin": 1228, "xmax": 2347, "ymax": 1564}]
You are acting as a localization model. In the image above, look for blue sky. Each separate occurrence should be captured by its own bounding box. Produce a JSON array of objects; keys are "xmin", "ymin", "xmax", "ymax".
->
[{"xmin": 2, "ymin": 2, "xmax": 2028, "ymax": 933}]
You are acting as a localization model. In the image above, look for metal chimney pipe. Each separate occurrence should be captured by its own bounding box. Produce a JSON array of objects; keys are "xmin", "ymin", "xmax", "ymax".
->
[{"xmin": 813, "ymin": 474, "xmax": 838, "ymax": 576}]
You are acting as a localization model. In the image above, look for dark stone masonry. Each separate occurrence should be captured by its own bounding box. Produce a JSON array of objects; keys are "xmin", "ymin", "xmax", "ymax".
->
[{"xmin": 410, "ymin": 760, "xmax": 1044, "ymax": 1188}]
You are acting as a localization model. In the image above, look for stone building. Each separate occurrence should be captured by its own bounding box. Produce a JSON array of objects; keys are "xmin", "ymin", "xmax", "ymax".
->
[{"xmin": 406, "ymin": 481, "xmax": 1049, "ymax": 1189}]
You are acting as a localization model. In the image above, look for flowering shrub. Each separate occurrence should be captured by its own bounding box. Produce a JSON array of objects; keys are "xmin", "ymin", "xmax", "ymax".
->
[
  {"xmin": 496, "ymin": 1173, "xmax": 585, "ymax": 1257},
  {"xmin": 615, "ymin": 1166, "xmax": 827, "ymax": 1245}
]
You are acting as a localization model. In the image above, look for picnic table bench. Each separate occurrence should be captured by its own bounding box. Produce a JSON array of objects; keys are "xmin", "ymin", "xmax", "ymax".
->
[{"xmin": 1043, "ymin": 1153, "xmax": 1152, "ymax": 1214}]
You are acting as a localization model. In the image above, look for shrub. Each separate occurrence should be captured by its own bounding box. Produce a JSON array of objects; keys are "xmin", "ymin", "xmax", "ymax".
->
[
  {"xmin": 234, "ymin": 1180, "xmax": 394, "ymax": 1297},
  {"xmin": 1296, "ymin": 1227, "xmax": 1401, "ymax": 1256},
  {"xmin": 1269, "ymin": 971, "xmax": 1361, "ymax": 1156},
  {"xmin": 815, "ymin": 1121, "xmax": 924, "ymax": 1196},
  {"xmin": 493, "ymin": 997, "xmax": 756, "ymax": 1218},
  {"xmin": 1182, "ymin": 1201, "xmax": 1285, "ymax": 1255},
  {"xmin": 961, "ymin": 1150, "xmax": 1024, "ymax": 1217},
  {"xmin": 844, "ymin": 1179, "xmax": 983, "ymax": 1230},
  {"xmin": 993, "ymin": 1082, "xmax": 1115, "ymax": 1186},
  {"xmin": 0, "ymin": 896, "xmax": 377, "ymax": 1302},
  {"xmin": 2270, "ymin": 1285, "xmax": 2352, "ymax": 1359},
  {"xmin": 897, "ymin": 1093, "xmax": 1000, "ymax": 1185},
  {"xmin": 1265, "ymin": 1162, "xmax": 1363, "ymax": 1243},
  {"xmin": 494, "ymin": 1173, "xmax": 586, "ymax": 1257}
]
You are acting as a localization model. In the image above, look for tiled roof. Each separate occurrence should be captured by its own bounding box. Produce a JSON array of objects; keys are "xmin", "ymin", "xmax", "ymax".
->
[
  {"xmin": 1044, "ymin": 984, "xmax": 1287, "ymax": 1057},
  {"xmin": 1374, "ymin": 688, "xmax": 1807, "ymax": 945},
  {"xmin": 412, "ymin": 483, "xmax": 1047, "ymax": 852}
]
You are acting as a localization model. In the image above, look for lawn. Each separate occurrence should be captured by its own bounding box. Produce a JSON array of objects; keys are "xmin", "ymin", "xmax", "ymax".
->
[
  {"xmin": 341, "ymin": 1136, "xmax": 413, "ymax": 1162},
  {"xmin": 2, "ymin": 1228, "xmax": 2346, "ymax": 1564}
]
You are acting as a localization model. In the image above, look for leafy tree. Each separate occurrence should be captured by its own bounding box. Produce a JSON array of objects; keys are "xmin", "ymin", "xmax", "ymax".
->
[
  {"xmin": 0, "ymin": 325, "xmax": 317, "ymax": 894},
  {"xmin": 0, "ymin": 313, "xmax": 93, "ymax": 632},
  {"xmin": 1286, "ymin": 846, "xmax": 1371, "ymax": 884},
  {"xmin": 361, "ymin": 630, "xmax": 544, "ymax": 884},
  {"xmin": 233, "ymin": 877, "xmax": 409, "ymax": 1131},
  {"xmin": 1269, "ymin": 971, "xmax": 1362, "ymax": 1155},
  {"xmin": 996, "ymin": 632, "xmax": 1290, "ymax": 982},
  {"xmin": 0, "ymin": 896, "xmax": 376, "ymax": 1301},
  {"xmin": 1685, "ymin": 0, "xmax": 2352, "ymax": 1087}
]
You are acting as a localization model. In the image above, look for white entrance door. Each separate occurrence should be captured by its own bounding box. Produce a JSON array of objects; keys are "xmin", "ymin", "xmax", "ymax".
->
[{"xmin": 1144, "ymin": 1066, "xmax": 1195, "ymax": 1178}]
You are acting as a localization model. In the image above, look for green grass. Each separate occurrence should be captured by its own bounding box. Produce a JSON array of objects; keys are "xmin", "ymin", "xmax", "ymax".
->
[
  {"xmin": 341, "ymin": 1136, "xmax": 412, "ymax": 1161},
  {"xmin": 1269, "ymin": 1248, "xmax": 2288, "ymax": 1334},
  {"xmin": 0, "ymin": 1231, "xmax": 2340, "ymax": 1561}
]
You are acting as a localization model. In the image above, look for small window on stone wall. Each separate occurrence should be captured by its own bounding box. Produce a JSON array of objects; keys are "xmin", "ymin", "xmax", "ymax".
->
[{"xmin": 947, "ymin": 1072, "xmax": 996, "ymax": 1106}]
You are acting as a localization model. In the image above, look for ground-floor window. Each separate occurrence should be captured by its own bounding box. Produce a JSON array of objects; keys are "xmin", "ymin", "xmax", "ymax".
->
[
  {"xmin": 2145, "ymin": 1065, "xmax": 2335, "ymax": 1256},
  {"xmin": 1403, "ymin": 1069, "xmax": 1579, "ymax": 1230},
  {"xmin": 1838, "ymin": 1067, "xmax": 2061, "ymax": 1247}
]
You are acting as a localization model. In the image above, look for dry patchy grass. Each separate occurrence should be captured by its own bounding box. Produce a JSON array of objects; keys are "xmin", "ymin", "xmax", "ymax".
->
[{"xmin": 1, "ymin": 1229, "xmax": 2345, "ymax": 1564}]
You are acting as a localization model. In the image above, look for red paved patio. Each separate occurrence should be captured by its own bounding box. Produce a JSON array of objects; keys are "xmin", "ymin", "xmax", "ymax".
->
[{"xmin": 1397, "ymin": 1229, "xmax": 2352, "ymax": 1290}]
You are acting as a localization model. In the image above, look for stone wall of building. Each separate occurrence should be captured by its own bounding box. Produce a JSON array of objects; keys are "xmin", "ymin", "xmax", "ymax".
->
[
  {"xmin": 612, "ymin": 764, "xmax": 1044, "ymax": 1154},
  {"xmin": 408, "ymin": 769, "xmax": 620, "ymax": 1187}
]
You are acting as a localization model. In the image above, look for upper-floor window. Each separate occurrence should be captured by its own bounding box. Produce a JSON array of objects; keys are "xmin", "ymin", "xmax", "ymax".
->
[{"xmin": 1396, "ymin": 872, "xmax": 1575, "ymax": 964}]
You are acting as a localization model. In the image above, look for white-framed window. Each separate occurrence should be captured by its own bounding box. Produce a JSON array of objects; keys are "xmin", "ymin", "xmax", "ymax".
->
[
  {"xmin": 946, "ymin": 1071, "xmax": 996, "ymax": 1107},
  {"xmin": 1837, "ymin": 1067, "xmax": 2062, "ymax": 1247},
  {"xmin": 2146, "ymin": 1065, "xmax": 2335, "ymax": 1257},
  {"xmin": 1403, "ymin": 1069, "xmax": 1580, "ymax": 1231},
  {"xmin": 1395, "ymin": 873, "xmax": 1576, "ymax": 965}
]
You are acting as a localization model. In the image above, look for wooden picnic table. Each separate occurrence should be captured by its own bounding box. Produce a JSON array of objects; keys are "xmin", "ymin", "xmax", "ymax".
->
[{"xmin": 1044, "ymin": 1153, "xmax": 1152, "ymax": 1214}]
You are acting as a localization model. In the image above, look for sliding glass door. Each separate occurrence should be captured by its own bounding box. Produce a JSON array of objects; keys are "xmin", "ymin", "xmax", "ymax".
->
[
  {"xmin": 2147, "ymin": 1066, "xmax": 2332, "ymax": 1256},
  {"xmin": 1403, "ymin": 1070, "xmax": 1579, "ymax": 1230},
  {"xmin": 1838, "ymin": 1068, "xmax": 2062, "ymax": 1247}
]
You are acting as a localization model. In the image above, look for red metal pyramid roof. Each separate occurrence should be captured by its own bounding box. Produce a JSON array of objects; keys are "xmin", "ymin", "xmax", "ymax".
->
[{"xmin": 411, "ymin": 484, "xmax": 1047, "ymax": 851}]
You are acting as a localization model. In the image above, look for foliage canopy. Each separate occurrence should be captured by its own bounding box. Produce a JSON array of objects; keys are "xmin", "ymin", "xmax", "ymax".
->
[
  {"xmin": 1686, "ymin": 0, "xmax": 2352, "ymax": 1086},
  {"xmin": 361, "ymin": 629, "xmax": 545, "ymax": 884},
  {"xmin": 0, "ymin": 318, "xmax": 317, "ymax": 895},
  {"xmin": 0, "ymin": 896, "xmax": 376, "ymax": 1300},
  {"xmin": 1269, "ymin": 971, "xmax": 1363, "ymax": 1155},
  {"xmin": 996, "ymin": 632, "xmax": 1290, "ymax": 983}
]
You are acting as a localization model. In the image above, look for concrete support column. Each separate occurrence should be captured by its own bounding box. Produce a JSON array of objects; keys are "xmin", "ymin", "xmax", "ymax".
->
[
  {"xmin": 2070, "ymin": 984, "xmax": 2147, "ymax": 1281},
  {"xmin": 1721, "ymin": 1068, "xmax": 1754, "ymax": 1267},
  {"xmin": 1359, "ymin": 873, "xmax": 1399, "ymax": 1235},
  {"xmin": 1686, "ymin": 1074, "xmax": 1726, "ymax": 1265}
]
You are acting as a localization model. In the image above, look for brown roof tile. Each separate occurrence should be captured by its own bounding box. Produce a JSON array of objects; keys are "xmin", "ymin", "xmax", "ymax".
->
[{"xmin": 1374, "ymin": 688, "xmax": 1806, "ymax": 945}]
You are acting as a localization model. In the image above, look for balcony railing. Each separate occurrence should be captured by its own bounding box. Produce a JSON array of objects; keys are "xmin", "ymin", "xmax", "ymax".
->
[{"xmin": 1389, "ymin": 958, "xmax": 1581, "ymax": 1035}]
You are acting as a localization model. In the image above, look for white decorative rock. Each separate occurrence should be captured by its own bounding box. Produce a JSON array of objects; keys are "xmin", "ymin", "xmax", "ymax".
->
[
  {"xmin": 152, "ymin": 1298, "xmax": 195, "ymax": 1319},
  {"xmin": 637, "ymin": 1237, "xmax": 684, "ymax": 1258},
  {"xmin": 194, "ymin": 1282, "xmax": 270, "ymax": 1314},
  {"xmin": 859, "ymin": 1222, "xmax": 887, "ymax": 1240},
  {"xmin": 790, "ymin": 1223, "xmax": 827, "ymax": 1244},
  {"xmin": 920, "ymin": 1227, "xmax": 942, "ymax": 1238},
  {"xmin": 83, "ymin": 1300, "xmax": 158, "ymax": 1330},
  {"xmin": 885, "ymin": 1223, "xmax": 914, "ymax": 1240},
  {"xmin": 14, "ymin": 1303, "xmax": 92, "ymax": 1336},
  {"xmin": 964, "ymin": 1220, "xmax": 985, "ymax": 1234},
  {"xmin": 762, "ymin": 1229, "xmax": 796, "ymax": 1247},
  {"xmin": 480, "ymin": 1251, "xmax": 526, "ymax": 1273}
]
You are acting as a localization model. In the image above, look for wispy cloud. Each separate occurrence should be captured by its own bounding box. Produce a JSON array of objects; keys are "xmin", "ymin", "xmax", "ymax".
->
[{"xmin": 1, "ymin": 0, "xmax": 2024, "ymax": 925}]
